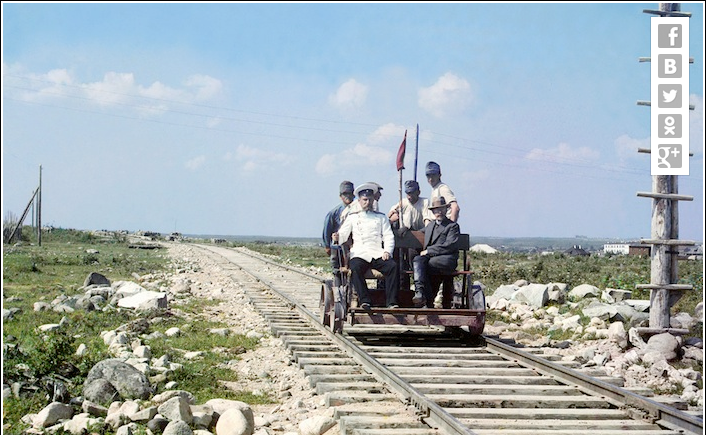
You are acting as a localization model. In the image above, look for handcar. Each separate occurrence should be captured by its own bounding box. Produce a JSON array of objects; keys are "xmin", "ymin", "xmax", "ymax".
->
[{"xmin": 320, "ymin": 229, "xmax": 486, "ymax": 336}]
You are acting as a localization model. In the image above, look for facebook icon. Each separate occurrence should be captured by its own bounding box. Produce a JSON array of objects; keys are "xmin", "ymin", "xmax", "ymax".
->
[{"xmin": 658, "ymin": 24, "xmax": 682, "ymax": 48}]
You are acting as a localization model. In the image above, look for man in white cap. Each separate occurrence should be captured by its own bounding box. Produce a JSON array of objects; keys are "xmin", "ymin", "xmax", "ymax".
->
[
  {"xmin": 412, "ymin": 196, "xmax": 460, "ymax": 308},
  {"xmin": 333, "ymin": 183, "xmax": 399, "ymax": 309},
  {"xmin": 348, "ymin": 181, "xmax": 382, "ymax": 214}
]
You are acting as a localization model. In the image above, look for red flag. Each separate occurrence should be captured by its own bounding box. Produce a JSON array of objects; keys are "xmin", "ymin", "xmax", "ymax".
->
[{"xmin": 396, "ymin": 130, "xmax": 407, "ymax": 171}]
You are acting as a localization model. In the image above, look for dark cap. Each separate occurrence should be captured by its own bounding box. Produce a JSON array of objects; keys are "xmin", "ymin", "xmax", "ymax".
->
[
  {"xmin": 339, "ymin": 180, "xmax": 354, "ymax": 194},
  {"xmin": 428, "ymin": 196, "xmax": 449, "ymax": 210},
  {"xmin": 425, "ymin": 161, "xmax": 441, "ymax": 176},
  {"xmin": 404, "ymin": 180, "xmax": 420, "ymax": 194}
]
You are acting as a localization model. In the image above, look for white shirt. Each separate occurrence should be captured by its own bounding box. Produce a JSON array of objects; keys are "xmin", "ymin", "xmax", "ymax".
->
[
  {"xmin": 389, "ymin": 196, "xmax": 432, "ymax": 231},
  {"xmin": 430, "ymin": 182, "xmax": 458, "ymax": 220},
  {"xmin": 337, "ymin": 209, "xmax": 395, "ymax": 262}
]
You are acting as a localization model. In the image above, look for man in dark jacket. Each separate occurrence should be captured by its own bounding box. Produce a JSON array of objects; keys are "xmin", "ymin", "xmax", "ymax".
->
[
  {"xmin": 322, "ymin": 181, "xmax": 355, "ymax": 287},
  {"xmin": 411, "ymin": 196, "xmax": 460, "ymax": 308}
]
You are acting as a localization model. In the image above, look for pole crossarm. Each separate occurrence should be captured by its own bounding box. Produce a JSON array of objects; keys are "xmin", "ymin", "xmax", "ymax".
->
[
  {"xmin": 642, "ymin": 8, "xmax": 691, "ymax": 17},
  {"xmin": 636, "ymin": 100, "xmax": 696, "ymax": 110},
  {"xmin": 638, "ymin": 56, "xmax": 694, "ymax": 63},
  {"xmin": 637, "ymin": 147, "xmax": 694, "ymax": 156},
  {"xmin": 640, "ymin": 238, "xmax": 696, "ymax": 246},
  {"xmin": 636, "ymin": 192, "xmax": 694, "ymax": 201},
  {"xmin": 636, "ymin": 284, "xmax": 693, "ymax": 290}
]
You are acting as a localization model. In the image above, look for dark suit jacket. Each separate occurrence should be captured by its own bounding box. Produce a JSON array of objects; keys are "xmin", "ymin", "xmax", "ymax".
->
[{"xmin": 420, "ymin": 217, "xmax": 460, "ymax": 270}]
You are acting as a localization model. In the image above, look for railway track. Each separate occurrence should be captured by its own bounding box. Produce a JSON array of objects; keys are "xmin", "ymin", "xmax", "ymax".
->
[{"xmin": 187, "ymin": 243, "xmax": 702, "ymax": 435}]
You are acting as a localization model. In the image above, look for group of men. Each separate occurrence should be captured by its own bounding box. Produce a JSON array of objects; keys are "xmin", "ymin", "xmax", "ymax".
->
[{"xmin": 322, "ymin": 161, "xmax": 462, "ymax": 310}]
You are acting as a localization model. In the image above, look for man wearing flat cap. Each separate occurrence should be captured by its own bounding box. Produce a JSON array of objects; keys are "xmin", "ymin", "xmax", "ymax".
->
[
  {"xmin": 425, "ymin": 161, "xmax": 460, "ymax": 222},
  {"xmin": 412, "ymin": 196, "xmax": 460, "ymax": 308},
  {"xmin": 388, "ymin": 180, "xmax": 432, "ymax": 232},
  {"xmin": 333, "ymin": 183, "xmax": 399, "ymax": 309},
  {"xmin": 322, "ymin": 180, "xmax": 355, "ymax": 287}
]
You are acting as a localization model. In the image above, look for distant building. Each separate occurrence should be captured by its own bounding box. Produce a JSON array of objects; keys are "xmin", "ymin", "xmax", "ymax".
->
[
  {"xmin": 629, "ymin": 245, "xmax": 651, "ymax": 257},
  {"xmin": 604, "ymin": 243, "xmax": 630, "ymax": 255},
  {"xmin": 565, "ymin": 245, "xmax": 590, "ymax": 256},
  {"xmin": 604, "ymin": 242, "xmax": 651, "ymax": 257},
  {"xmin": 679, "ymin": 244, "xmax": 703, "ymax": 260}
]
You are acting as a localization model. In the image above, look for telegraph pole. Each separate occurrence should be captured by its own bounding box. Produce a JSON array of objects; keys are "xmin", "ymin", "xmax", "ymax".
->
[
  {"xmin": 636, "ymin": 3, "xmax": 695, "ymax": 336},
  {"xmin": 38, "ymin": 165, "xmax": 42, "ymax": 246}
]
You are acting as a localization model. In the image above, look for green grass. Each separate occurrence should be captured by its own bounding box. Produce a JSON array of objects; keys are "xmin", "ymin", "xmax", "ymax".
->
[
  {"xmin": 234, "ymin": 240, "xmax": 702, "ymax": 316},
  {"xmin": 236, "ymin": 240, "xmax": 703, "ymax": 343},
  {"xmin": 1, "ymin": 227, "xmax": 269, "ymax": 434}
]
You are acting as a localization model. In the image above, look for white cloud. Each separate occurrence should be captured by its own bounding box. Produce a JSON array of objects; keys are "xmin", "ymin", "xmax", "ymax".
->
[
  {"xmin": 315, "ymin": 142, "xmax": 393, "ymax": 176},
  {"xmin": 329, "ymin": 78, "xmax": 368, "ymax": 109},
  {"xmin": 418, "ymin": 72, "xmax": 472, "ymax": 117},
  {"xmin": 614, "ymin": 134, "xmax": 649, "ymax": 162},
  {"xmin": 232, "ymin": 144, "xmax": 289, "ymax": 173},
  {"xmin": 367, "ymin": 123, "xmax": 407, "ymax": 145},
  {"xmin": 525, "ymin": 142, "xmax": 600, "ymax": 163},
  {"xmin": 185, "ymin": 155, "xmax": 206, "ymax": 170},
  {"xmin": 316, "ymin": 154, "xmax": 338, "ymax": 176},
  {"xmin": 3, "ymin": 65, "xmax": 222, "ymax": 118},
  {"xmin": 315, "ymin": 123, "xmax": 410, "ymax": 176},
  {"xmin": 184, "ymin": 74, "xmax": 223, "ymax": 101}
]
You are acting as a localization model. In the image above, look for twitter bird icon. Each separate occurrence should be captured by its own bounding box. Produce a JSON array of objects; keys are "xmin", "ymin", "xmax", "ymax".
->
[
  {"xmin": 658, "ymin": 85, "xmax": 681, "ymax": 108},
  {"xmin": 663, "ymin": 89, "xmax": 677, "ymax": 103}
]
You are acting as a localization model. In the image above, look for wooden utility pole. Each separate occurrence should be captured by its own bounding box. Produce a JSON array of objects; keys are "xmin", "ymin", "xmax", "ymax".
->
[
  {"xmin": 38, "ymin": 165, "xmax": 43, "ymax": 246},
  {"xmin": 636, "ymin": 3, "xmax": 695, "ymax": 336}
]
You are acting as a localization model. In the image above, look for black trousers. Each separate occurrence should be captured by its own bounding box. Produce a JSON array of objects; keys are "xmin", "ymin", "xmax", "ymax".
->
[{"xmin": 349, "ymin": 257, "xmax": 399, "ymax": 307}]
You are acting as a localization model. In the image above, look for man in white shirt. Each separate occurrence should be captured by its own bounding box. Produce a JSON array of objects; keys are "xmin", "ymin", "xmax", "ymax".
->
[
  {"xmin": 388, "ymin": 180, "xmax": 431, "ymax": 231},
  {"xmin": 334, "ymin": 183, "xmax": 399, "ymax": 309},
  {"xmin": 425, "ymin": 161, "xmax": 460, "ymax": 222}
]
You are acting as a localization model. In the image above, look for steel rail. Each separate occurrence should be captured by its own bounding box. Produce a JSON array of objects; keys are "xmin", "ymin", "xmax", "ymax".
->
[
  {"xmin": 192, "ymin": 244, "xmax": 702, "ymax": 435},
  {"xmin": 203, "ymin": 244, "xmax": 478, "ymax": 435},
  {"xmin": 485, "ymin": 336, "xmax": 702, "ymax": 434}
]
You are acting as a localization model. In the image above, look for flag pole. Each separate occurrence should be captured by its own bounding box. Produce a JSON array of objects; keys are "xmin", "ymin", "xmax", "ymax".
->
[
  {"xmin": 413, "ymin": 124, "xmax": 419, "ymax": 182},
  {"xmin": 396, "ymin": 130, "xmax": 408, "ymax": 229},
  {"xmin": 398, "ymin": 167, "xmax": 404, "ymax": 229}
]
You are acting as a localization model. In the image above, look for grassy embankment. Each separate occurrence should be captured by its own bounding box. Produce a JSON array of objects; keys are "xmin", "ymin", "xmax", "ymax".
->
[
  {"xmin": 3, "ymin": 229, "xmax": 702, "ymax": 432},
  {"xmin": 2, "ymin": 228, "xmax": 270, "ymax": 434}
]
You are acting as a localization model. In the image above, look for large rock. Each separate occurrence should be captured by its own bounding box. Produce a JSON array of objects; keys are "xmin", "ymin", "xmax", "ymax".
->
[
  {"xmin": 84, "ymin": 272, "xmax": 111, "ymax": 287},
  {"xmin": 83, "ymin": 359, "xmax": 153, "ymax": 406}
]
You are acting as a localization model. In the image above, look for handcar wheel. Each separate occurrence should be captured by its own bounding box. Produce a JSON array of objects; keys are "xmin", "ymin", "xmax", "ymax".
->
[
  {"xmin": 333, "ymin": 302, "xmax": 345, "ymax": 333},
  {"xmin": 320, "ymin": 280, "xmax": 334, "ymax": 327},
  {"xmin": 332, "ymin": 284, "xmax": 348, "ymax": 334}
]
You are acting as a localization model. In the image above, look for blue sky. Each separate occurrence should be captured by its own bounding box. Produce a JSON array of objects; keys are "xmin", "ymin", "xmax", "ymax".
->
[{"xmin": 2, "ymin": 2, "xmax": 704, "ymax": 241}]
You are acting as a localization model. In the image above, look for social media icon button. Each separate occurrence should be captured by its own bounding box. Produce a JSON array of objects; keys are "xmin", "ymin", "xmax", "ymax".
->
[
  {"xmin": 657, "ymin": 144, "xmax": 682, "ymax": 169},
  {"xmin": 658, "ymin": 114, "xmax": 682, "ymax": 138},
  {"xmin": 658, "ymin": 54, "xmax": 682, "ymax": 78},
  {"xmin": 658, "ymin": 84, "xmax": 681, "ymax": 108},
  {"xmin": 658, "ymin": 24, "xmax": 682, "ymax": 48}
]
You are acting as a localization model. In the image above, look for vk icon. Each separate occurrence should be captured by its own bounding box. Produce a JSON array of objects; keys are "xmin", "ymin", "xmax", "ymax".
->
[
  {"xmin": 657, "ymin": 144, "xmax": 682, "ymax": 169},
  {"xmin": 658, "ymin": 114, "xmax": 682, "ymax": 138},
  {"xmin": 658, "ymin": 84, "xmax": 681, "ymax": 108},
  {"xmin": 658, "ymin": 54, "xmax": 682, "ymax": 78},
  {"xmin": 658, "ymin": 24, "xmax": 682, "ymax": 48}
]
